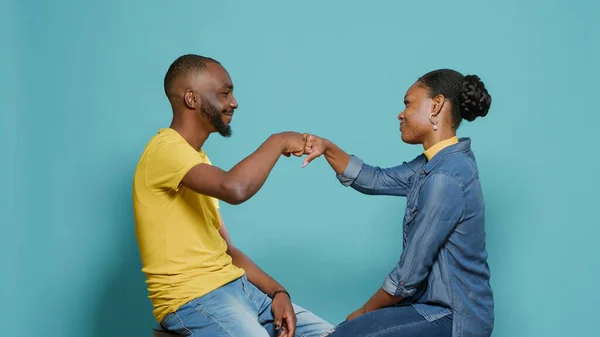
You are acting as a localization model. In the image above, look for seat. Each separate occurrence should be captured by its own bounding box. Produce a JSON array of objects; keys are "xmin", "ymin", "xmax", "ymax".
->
[{"xmin": 153, "ymin": 326, "xmax": 183, "ymax": 337}]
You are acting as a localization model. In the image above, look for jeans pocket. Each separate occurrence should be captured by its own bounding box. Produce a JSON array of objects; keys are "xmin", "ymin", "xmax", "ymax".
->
[
  {"xmin": 240, "ymin": 274, "xmax": 255, "ymax": 302},
  {"xmin": 160, "ymin": 312, "xmax": 176, "ymax": 328},
  {"xmin": 161, "ymin": 302, "xmax": 214, "ymax": 336}
]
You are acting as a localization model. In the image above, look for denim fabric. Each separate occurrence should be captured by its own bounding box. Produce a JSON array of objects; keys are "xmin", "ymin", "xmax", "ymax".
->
[
  {"xmin": 337, "ymin": 138, "xmax": 494, "ymax": 337},
  {"xmin": 159, "ymin": 274, "xmax": 334, "ymax": 337},
  {"xmin": 328, "ymin": 305, "xmax": 452, "ymax": 337}
]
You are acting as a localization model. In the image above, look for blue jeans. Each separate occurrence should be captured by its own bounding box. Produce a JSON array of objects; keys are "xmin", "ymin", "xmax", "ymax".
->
[
  {"xmin": 159, "ymin": 275, "xmax": 334, "ymax": 337},
  {"xmin": 327, "ymin": 305, "xmax": 452, "ymax": 337}
]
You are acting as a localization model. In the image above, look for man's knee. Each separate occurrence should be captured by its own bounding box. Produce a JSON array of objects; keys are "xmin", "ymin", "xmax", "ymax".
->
[{"xmin": 292, "ymin": 304, "xmax": 335, "ymax": 337}]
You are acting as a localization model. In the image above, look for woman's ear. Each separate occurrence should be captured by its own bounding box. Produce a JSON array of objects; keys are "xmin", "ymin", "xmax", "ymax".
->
[{"xmin": 431, "ymin": 94, "xmax": 445, "ymax": 115}]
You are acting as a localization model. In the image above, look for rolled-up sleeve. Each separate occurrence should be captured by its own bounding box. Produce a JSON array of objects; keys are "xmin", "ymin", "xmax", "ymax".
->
[
  {"xmin": 382, "ymin": 173, "xmax": 465, "ymax": 298},
  {"xmin": 336, "ymin": 155, "xmax": 417, "ymax": 197},
  {"xmin": 336, "ymin": 155, "xmax": 365, "ymax": 186}
]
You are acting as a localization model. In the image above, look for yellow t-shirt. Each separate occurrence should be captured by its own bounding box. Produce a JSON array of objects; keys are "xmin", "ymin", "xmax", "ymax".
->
[
  {"xmin": 424, "ymin": 136, "xmax": 459, "ymax": 160},
  {"xmin": 132, "ymin": 128, "xmax": 245, "ymax": 322}
]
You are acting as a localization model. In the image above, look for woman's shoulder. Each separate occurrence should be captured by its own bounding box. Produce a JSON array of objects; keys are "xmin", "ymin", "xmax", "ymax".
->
[{"xmin": 433, "ymin": 151, "xmax": 479, "ymax": 188}]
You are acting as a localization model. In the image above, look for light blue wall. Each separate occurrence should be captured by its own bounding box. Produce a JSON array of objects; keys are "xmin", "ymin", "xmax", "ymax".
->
[{"xmin": 2, "ymin": 1, "xmax": 599, "ymax": 336}]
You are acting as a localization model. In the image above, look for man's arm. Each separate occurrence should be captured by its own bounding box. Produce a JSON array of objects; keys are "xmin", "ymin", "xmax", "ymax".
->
[
  {"xmin": 217, "ymin": 210, "xmax": 296, "ymax": 336},
  {"xmin": 217, "ymin": 210, "xmax": 285, "ymax": 295},
  {"xmin": 181, "ymin": 132, "xmax": 304, "ymax": 205}
]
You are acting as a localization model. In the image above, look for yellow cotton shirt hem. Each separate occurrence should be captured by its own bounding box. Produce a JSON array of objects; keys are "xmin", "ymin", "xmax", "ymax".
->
[
  {"xmin": 151, "ymin": 269, "xmax": 245, "ymax": 323},
  {"xmin": 133, "ymin": 128, "xmax": 245, "ymax": 323},
  {"xmin": 424, "ymin": 136, "xmax": 459, "ymax": 160}
]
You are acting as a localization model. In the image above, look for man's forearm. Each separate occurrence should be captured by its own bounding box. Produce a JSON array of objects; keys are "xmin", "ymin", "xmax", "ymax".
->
[
  {"xmin": 323, "ymin": 139, "xmax": 351, "ymax": 175},
  {"xmin": 224, "ymin": 134, "xmax": 285, "ymax": 203},
  {"xmin": 362, "ymin": 288, "xmax": 403, "ymax": 313},
  {"xmin": 228, "ymin": 247, "xmax": 285, "ymax": 296}
]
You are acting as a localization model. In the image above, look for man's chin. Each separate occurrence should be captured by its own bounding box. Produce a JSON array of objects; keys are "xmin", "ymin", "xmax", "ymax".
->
[
  {"xmin": 217, "ymin": 127, "xmax": 232, "ymax": 138},
  {"xmin": 209, "ymin": 119, "xmax": 232, "ymax": 137}
]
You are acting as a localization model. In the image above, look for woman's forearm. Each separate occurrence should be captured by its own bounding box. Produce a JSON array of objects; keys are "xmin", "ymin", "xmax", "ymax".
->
[
  {"xmin": 362, "ymin": 288, "xmax": 404, "ymax": 313},
  {"xmin": 323, "ymin": 139, "xmax": 351, "ymax": 175}
]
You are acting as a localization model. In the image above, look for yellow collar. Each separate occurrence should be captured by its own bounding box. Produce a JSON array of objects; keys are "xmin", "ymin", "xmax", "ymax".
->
[{"xmin": 424, "ymin": 136, "xmax": 459, "ymax": 160}]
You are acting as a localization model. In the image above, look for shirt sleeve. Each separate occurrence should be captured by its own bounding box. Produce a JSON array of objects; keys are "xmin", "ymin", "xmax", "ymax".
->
[
  {"xmin": 336, "ymin": 155, "xmax": 418, "ymax": 197},
  {"xmin": 382, "ymin": 173, "xmax": 465, "ymax": 298},
  {"xmin": 145, "ymin": 137, "xmax": 205, "ymax": 192},
  {"xmin": 203, "ymin": 156, "xmax": 221, "ymax": 209}
]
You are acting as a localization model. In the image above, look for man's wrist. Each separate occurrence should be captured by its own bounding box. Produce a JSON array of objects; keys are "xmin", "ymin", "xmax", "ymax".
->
[
  {"xmin": 322, "ymin": 138, "xmax": 332, "ymax": 155},
  {"xmin": 272, "ymin": 289, "xmax": 291, "ymax": 301},
  {"xmin": 269, "ymin": 133, "xmax": 286, "ymax": 152}
]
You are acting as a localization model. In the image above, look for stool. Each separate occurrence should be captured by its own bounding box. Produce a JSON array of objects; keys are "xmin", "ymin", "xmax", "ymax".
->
[{"xmin": 153, "ymin": 326, "xmax": 183, "ymax": 337}]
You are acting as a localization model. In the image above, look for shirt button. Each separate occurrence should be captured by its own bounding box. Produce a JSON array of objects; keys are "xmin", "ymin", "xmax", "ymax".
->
[
  {"xmin": 421, "ymin": 170, "xmax": 425, "ymax": 174},
  {"xmin": 399, "ymin": 281, "xmax": 405, "ymax": 286}
]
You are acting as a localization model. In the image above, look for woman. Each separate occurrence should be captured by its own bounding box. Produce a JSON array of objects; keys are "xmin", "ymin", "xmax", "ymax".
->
[{"xmin": 304, "ymin": 69, "xmax": 494, "ymax": 337}]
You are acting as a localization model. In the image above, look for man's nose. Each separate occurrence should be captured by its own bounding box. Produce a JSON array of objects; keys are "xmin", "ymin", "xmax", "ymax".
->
[{"xmin": 229, "ymin": 95, "xmax": 238, "ymax": 109}]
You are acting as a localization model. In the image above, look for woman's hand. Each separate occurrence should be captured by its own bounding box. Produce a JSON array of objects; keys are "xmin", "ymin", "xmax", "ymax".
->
[
  {"xmin": 302, "ymin": 133, "xmax": 327, "ymax": 167},
  {"xmin": 346, "ymin": 307, "xmax": 367, "ymax": 321}
]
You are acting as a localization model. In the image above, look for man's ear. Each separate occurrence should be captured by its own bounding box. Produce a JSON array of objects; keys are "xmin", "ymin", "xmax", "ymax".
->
[{"xmin": 184, "ymin": 89, "xmax": 199, "ymax": 109}]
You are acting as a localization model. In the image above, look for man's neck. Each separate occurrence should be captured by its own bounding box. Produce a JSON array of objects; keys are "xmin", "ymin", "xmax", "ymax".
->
[{"xmin": 169, "ymin": 118, "xmax": 210, "ymax": 151}]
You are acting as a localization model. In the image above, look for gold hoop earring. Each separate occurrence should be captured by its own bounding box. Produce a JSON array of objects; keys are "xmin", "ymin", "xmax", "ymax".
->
[{"xmin": 430, "ymin": 113, "xmax": 440, "ymax": 131}]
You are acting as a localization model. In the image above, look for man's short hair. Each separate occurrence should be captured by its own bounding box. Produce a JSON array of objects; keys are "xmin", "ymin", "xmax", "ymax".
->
[{"xmin": 163, "ymin": 54, "xmax": 220, "ymax": 98}]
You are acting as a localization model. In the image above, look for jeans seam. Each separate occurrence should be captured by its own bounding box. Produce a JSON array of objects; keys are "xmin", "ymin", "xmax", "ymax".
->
[
  {"xmin": 295, "ymin": 329, "xmax": 309, "ymax": 337},
  {"xmin": 365, "ymin": 318, "xmax": 427, "ymax": 337},
  {"xmin": 191, "ymin": 300, "xmax": 234, "ymax": 337},
  {"xmin": 174, "ymin": 311, "xmax": 194, "ymax": 337},
  {"xmin": 241, "ymin": 277, "xmax": 255, "ymax": 301}
]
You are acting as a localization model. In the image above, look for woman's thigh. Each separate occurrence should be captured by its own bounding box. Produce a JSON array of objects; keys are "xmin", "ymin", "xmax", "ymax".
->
[{"xmin": 328, "ymin": 305, "xmax": 452, "ymax": 337}]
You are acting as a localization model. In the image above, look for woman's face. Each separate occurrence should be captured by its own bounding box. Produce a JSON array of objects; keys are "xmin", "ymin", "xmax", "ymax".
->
[{"xmin": 398, "ymin": 82, "xmax": 436, "ymax": 144}]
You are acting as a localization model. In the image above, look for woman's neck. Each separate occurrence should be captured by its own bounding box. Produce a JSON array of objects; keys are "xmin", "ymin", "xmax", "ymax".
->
[{"xmin": 422, "ymin": 129, "xmax": 457, "ymax": 151}]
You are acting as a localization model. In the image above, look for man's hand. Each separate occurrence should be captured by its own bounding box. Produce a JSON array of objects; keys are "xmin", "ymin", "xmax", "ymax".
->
[
  {"xmin": 278, "ymin": 132, "xmax": 306, "ymax": 158},
  {"xmin": 346, "ymin": 306, "xmax": 367, "ymax": 321},
  {"xmin": 271, "ymin": 291, "xmax": 296, "ymax": 337},
  {"xmin": 302, "ymin": 133, "xmax": 327, "ymax": 167}
]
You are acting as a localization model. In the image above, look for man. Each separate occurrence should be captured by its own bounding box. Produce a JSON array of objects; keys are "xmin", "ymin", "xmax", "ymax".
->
[{"xmin": 132, "ymin": 54, "xmax": 334, "ymax": 337}]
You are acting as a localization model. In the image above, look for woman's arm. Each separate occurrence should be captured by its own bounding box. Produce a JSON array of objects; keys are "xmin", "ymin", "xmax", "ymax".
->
[
  {"xmin": 304, "ymin": 137, "xmax": 350, "ymax": 174},
  {"xmin": 303, "ymin": 134, "xmax": 417, "ymax": 197},
  {"xmin": 347, "ymin": 173, "xmax": 465, "ymax": 320},
  {"xmin": 381, "ymin": 173, "xmax": 465, "ymax": 301}
]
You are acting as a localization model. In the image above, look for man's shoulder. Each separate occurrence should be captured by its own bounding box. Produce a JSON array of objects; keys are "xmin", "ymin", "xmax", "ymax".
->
[
  {"xmin": 132, "ymin": 129, "xmax": 197, "ymax": 183},
  {"xmin": 140, "ymin": 128, "xmax": 202, "ymax": 161},
  {"xmin": 148, "ymin": 128, "xmax": 185, "ymax": 149}
]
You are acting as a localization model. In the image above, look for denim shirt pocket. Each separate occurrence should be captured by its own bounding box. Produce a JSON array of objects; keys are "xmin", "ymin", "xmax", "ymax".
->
[
  {"xmin": 404, "ymin": 205, "xmax": 418, "ymax": 225},
  {"xmin": 403, "ymin": 205, "xmax": 418, "ymax": 245}
]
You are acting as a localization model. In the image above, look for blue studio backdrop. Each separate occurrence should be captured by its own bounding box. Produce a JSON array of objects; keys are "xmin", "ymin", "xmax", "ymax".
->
[{"xmin": 1, "ymin": 1, "xmax": 599, "ymax": 336}]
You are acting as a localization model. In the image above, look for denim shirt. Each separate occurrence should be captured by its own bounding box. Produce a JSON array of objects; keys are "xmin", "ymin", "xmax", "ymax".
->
[{"xmin": 337, "ymin": 138, "xmax": 494, "ymax": 337}]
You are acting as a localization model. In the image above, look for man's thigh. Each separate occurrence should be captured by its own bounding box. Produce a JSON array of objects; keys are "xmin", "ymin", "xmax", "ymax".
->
[{"xmin": 161, "ymin": 277, "xmax": 269, "ymax": 337}]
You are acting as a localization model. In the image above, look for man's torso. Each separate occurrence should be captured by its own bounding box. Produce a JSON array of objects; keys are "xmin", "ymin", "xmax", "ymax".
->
[{"xmin": 132, "ymin": 128, "xmax": 244, "ymax": 322}]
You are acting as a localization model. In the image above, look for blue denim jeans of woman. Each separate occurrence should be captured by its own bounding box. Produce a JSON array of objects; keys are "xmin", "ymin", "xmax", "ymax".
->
[{"xmin": 327, "ymin": 305, "xmax": 452, "ymax": 337}]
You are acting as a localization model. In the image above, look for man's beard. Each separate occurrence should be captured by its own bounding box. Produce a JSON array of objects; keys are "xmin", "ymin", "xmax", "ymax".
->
[{"xmin": 201, "ymin": 100, "xmax": 232, "ymax": 137}]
